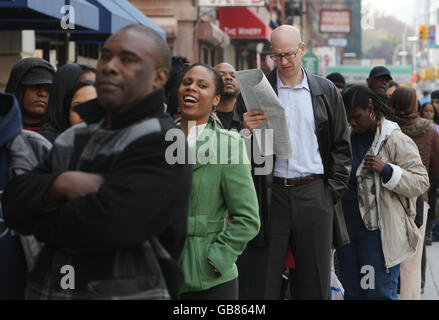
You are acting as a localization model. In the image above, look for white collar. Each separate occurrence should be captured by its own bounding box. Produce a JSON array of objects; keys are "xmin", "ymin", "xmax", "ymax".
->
[{"xmin": 277, "ymin": 68, "xmax": 309, "ymax": 91}]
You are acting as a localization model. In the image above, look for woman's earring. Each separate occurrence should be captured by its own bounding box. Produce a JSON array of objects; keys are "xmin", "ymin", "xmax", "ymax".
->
[{"xmin": 369, "ymin": 112, "xmax": 376, "ymax": 121}]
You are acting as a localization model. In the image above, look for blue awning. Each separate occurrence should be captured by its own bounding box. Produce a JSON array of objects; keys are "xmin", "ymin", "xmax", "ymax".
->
[
  {"xmin": 69, "ymin": 0, "xmax": 99, "ymax": 31},
  {"xmin": 0, "ymin": 0, "xmax": 166, "ymax": 42},
  {"xmin": 0, "ymin": 0, "xmax": 100, "ymax": 31},
  {"xmin": 88, "ymin": 0, "xmax": 166, "ymax": 40},
  {"xmin": 111, "ymin": 0, "xmax": 166, "ymax": 39}
]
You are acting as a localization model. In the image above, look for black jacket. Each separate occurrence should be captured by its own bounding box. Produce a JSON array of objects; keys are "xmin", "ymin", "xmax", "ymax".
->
[
  {"xmin": 236, "ymin": 68, "xmax": 352, "ymax": 248},
  {"xmin": 2, "ymin": 88, "xmax": 192, "ymax": 299}
]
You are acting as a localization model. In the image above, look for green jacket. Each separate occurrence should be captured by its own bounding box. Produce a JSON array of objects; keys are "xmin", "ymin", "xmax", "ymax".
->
[{"xmin": 178, "ymin": 116, "xmax": 260, "ymax": 293}]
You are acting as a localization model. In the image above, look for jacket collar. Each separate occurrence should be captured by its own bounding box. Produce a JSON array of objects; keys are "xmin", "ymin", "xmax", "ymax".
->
[
  {"xmin": 372, "ymin": 118, "xmax": 400, "ymax": 156},
  {"xmin": 74, "ymin": 88, "xmax": 166, "ymax": 130}
]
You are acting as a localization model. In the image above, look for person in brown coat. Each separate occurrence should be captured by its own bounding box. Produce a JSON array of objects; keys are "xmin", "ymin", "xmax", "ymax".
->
[{"xmin": 387, "ymin": 86, "xmax": 439, "ymax": 299}]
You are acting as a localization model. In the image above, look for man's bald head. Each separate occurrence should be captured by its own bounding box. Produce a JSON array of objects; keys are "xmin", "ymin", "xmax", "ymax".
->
[
  {"xmin": 270, "ymin": 25, "xmax": 305, "ymax": 82},
  {"xmin": 214, "ymin": 62, "xmax": 235, "ymax": 71},
  {"xmin": 271, "ymin": 25, "xmax": 302, "ymax": 50},
  {"xmin": 96, "ymin": 25, "xmax": 170, "ymax": 111},
  {"xmin": 118, "ymin": 24, "xmax": 171, "ymax": 70}
]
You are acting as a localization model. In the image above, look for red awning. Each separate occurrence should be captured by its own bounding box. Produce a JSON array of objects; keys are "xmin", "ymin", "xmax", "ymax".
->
[{"xmin": 217, "ymin": 7, "xmax": 271, "ymax": 41}]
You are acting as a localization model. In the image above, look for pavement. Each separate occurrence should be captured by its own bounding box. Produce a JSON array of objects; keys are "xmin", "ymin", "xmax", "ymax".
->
[{"xmin": 422, "ymin": 240, "xmax": 439, "ymax": 300}]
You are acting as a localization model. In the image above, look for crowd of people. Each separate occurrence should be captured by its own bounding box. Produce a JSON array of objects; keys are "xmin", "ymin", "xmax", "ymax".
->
[{"xmin": 0, "ymin": 23, "xmax": 437, "ymax": 300}]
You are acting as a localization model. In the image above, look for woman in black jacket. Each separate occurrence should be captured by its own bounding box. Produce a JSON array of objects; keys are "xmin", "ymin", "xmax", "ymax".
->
[{"xmin": 39, "ymin": 64, "xmax": 95, "ymax": 142}]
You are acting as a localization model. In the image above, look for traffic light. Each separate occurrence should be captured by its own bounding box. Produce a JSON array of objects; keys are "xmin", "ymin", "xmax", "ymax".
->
[
  {"xmin": 412, "ymin": 74, "xmax": 419, "ymax": 83},
  {"xmin": 421, "ymin": 67, "xmax": 435, "ymax": 81},
  {"xmin": 424, "ymin": 25, "xmax": 429, "ymax": 40},
  {"xmin": 419, "ymin": 25, "xmax": 430, "ymax": 40},
  {"xmin": 419, "ymin": 25, "xmax": 425, "ymax": 40}
]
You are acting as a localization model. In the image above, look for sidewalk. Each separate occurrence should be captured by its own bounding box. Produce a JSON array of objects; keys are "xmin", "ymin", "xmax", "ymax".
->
[{"xmin": 422, "ymin": 241, "xmax": 439, "ymax": 300}]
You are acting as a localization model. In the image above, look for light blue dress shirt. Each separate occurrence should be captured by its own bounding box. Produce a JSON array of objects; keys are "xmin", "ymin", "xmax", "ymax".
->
[{"xmin": 273, "ymin": 70, "xmax": 324, "ymax": 178}]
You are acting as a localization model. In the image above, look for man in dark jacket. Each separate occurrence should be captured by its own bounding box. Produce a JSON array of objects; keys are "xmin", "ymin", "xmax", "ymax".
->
[
  {"xmin": 237, "ymin": 25, "xmax": 351, "ymax": 299},
  {"xmin": 5, "ymin": 57, "xmax": 55, "ymax": 132},
  {"xmin": 366, "ymin": 66, "xmax": 392, "ymax": 104},
  {"xmin": 213, "ymin": 62, "xmax": 241, "ymax": 130},
  {"xmin": 2, "ymin": 25, "xmax": 192, "ymax": 299}
]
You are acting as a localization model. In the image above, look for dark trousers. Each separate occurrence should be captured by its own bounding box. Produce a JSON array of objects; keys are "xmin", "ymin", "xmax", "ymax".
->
[
  {"xmin": 236, "ymin": 248, "xmax": 248, "ymax": 299},
  {"xmin": 264, "ymin": 179, "xmax": 334, "ymax": 300},
  {"xmin": 180, "ymin": 278, "xmax": 238, "ymax": 300},
  {"xmin": 246, "ymin": 242, "xmax": 268, "ymax": 299}
]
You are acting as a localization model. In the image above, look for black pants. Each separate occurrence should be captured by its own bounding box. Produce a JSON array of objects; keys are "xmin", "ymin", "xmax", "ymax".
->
[
  {"xmin": 264, "ymin": 179, "xmax": 334, "ymax": 300},
  {"xmin": 180, "ymin": 278, "xmax": 238, "ymax": 300}
]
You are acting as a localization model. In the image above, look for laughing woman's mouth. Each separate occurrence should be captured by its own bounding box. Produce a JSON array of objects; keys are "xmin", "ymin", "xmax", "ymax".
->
[{"xmin": 182, "ymin": 95, "xmax": 199, "ymax": 107}]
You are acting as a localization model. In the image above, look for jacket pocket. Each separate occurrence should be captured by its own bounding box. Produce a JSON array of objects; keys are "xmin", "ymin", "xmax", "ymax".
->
[{"xmin": 201, "ymin": 235, "xmax": 223, "ymax": 281}]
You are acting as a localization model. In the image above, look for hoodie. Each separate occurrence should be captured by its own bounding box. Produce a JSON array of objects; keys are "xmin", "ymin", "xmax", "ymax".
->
[
  {"xmin": 0, "ymin": 92, "xmax": 26, "ymax": 299},
  {"xmin": 39, "ymin": 64, "xmax": 83, "ymax": 142},
  {"xmin": 5, "ymin": 57, "xmax": 55, "ymax": 132}
]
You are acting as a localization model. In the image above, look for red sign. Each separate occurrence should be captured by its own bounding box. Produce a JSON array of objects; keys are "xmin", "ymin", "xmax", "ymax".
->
[
  {"xmin": 199, "ymin": 0, "xmax": 265, "ymax": 6},
  {"xmin": 320, "ymin": 10, "xmax": 352, "ymax": 34},
  {"xmin": 218, "ymin": 7, "xmax": 271, "ymax": 40}
]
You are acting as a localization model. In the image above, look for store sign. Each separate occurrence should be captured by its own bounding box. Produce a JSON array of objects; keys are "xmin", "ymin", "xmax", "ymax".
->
[
  {"xmin": 218, "ymin": 7, "xmax": 271, "ymax": 40},
  {"xmin": 302, "ymin": 52, "xmax": 319, "ymax": 75},
  {"xmin": 328, "ymin": 37, "xmax": 348, "ymax": 48},
  {"xmin": 224, "ymin": 26, "xmax": 263, "ymax": 37},
  {"xmin": 199, "ymin": 0, "xmax": 265, "ymax": 6},
  {"xmin": 320, "ymin": 10, "xmax": 351, "ymax": 34}
]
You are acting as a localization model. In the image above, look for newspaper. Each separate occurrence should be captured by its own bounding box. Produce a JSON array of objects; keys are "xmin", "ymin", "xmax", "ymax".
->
[{"xmin": 236, "ymin": 69, "xmax": 292, "ymax": 159}]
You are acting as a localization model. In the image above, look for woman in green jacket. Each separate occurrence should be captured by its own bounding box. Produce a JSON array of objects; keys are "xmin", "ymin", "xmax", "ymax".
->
[{"xmin": 177, "ymin": 63, "xmax": 260, "ymax": 299}]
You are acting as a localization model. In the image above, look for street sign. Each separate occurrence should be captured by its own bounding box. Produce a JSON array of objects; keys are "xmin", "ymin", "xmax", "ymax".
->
[
  {"xmin": 302, "ymin": 52, "xmax": 319, "ymax": 74},
  {"xmin": 320, "ymin": 10, "xmax": 352, "ymax": 34},
  {"xmin": 326, "ymin": 65, "xmax": 412, "ymax": 84},
  {"xmin": 328, "ymin": 37, "xmax": 348, "ymax": 48}
]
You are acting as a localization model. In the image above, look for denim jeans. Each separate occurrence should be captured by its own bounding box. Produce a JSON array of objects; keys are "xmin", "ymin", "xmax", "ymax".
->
[{"xmin": 336, "ymin": 225, "xmax": 400, "ymax": 300}]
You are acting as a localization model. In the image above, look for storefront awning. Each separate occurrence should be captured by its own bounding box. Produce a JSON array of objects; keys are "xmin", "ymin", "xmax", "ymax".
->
[
  {"xmin": 217, "ymin": 7, "xmax": 271, "ymax": 41},
  {"xmin": 197, "ymin": 21, "xmax": 229, "ymax": 47},
  {"xmin": 0, "ymin": 0, "xmax": 166, "ymax": 42},
  {"xmin": 0, "ymin": 0, "xmax": 99, "ymax": 31},
  {"xmin": 88, "ymin": 0, "xmax": 166, "ymax": 40}
]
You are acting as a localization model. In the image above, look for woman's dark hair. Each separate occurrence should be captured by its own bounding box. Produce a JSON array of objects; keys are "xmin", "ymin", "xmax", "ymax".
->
[
  {"xmin": 181, "ymin": 63, "xmax": 224, "ymax": 97},
  {"xmin": 63, "ymin": 80, "xmax": 96, "ymax": 118},
  {"xmin": 342, "ymin": 85, "xmax": 393, "ymax": 119},
  {"xmin": 420, "ymin": 102, "xmax": 439, "ymax": 123},
  {"xmin": 165, "ymin": 56, "xmax": 190, "ymax": 97},
  {"xmin": 388, "ymin": 80, "xmax": 399, "ymax": 89},
  {"xmin": 79, "ymin": 64, "xmax": 96, "ymax": 74},
  {"xmin": 40, "ymin": 63, "xmax": 96, "ymax": 142},
  {"xmin": 387, "ymin": 86, "xmax": 418, "ymax": 115},
  {"xmin": 165, "ymin": 56, "xmax": 190, "ymax": 117}
]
